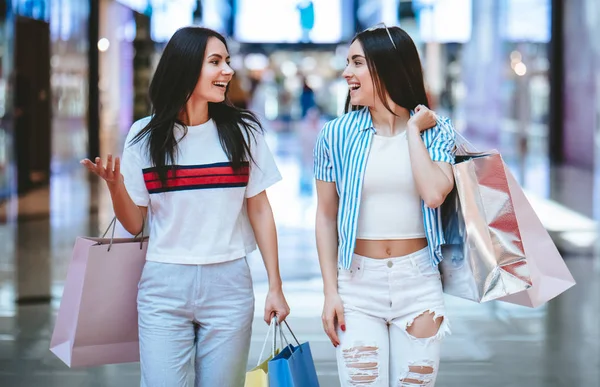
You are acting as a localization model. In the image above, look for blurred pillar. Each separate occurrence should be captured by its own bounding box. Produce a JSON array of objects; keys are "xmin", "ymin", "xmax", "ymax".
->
[
  {"xmin": 0, "ymin": 0, "xmax": 16, "ymax": 200},
  {"xmin": 559, "ymin": 0, "xmax": 600, "ymax": 269},
  {"xmin": 12, "ymin": 5, "xmax": 52, "ymax": 303},
  {"xmin": 548, "ymin": 0, "xmax": 564, "ymax": 165},
  {"xmin": 561, "ymin": 0, "xmax": 596, "ymax": 169},
  {"xmin": 16, "ymin": 217, "xmax": 51, "ymax": 303},
  {"xmin": 425, "ymin": 42, "xmax": 442, "ymax": 108},
  {"xmin": 461, "ymin": 0, "xmax": 503, "ymax": 145},
  {"xmin": 515, "ymin": 43, "xmax": 532, "ymax": 184},
  {"xmin": 15, "ymin": 16, "xmax": 51, "ymax": 195},
  {"xmin": 88, "ymin": 0, "xmax": 100, "ymax": 160},
  {"xmin": 99, "ymin": 0, "xmax": 135, "ymax": 149},
  {"xmin": 591, "ymin": 0, "xmax": 600, "ymax": 272},
  {"xmin": 133, "ymin": 12, "xmax": 153, "ymax": 121}
]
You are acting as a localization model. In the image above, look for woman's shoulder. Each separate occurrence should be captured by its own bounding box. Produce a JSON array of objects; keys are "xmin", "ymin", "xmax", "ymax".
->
[
  {"xmin": 321, "ymin": 109, "xmax": 364, "ymax": 137},
  {"xmin": 238, "ymin": 117, "xmax": 264, "ymax": 145},
  {"xmin": 126, "ymin": 116, "xmax": 152, "ymax": 141},
  {"xmin": 123, "ymin": 116, "xmax": 152, "ymax": 152}
]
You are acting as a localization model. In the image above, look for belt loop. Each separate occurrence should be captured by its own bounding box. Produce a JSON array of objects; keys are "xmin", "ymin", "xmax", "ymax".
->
[{"xmin": 409, "ymin": 254, "xmax": 417, "ymax": 268}]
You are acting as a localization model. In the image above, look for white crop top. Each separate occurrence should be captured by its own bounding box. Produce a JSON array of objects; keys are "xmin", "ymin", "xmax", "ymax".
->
[{"xmin": 356, "ymin": 132, "xmax": 425, "ymax": 240}]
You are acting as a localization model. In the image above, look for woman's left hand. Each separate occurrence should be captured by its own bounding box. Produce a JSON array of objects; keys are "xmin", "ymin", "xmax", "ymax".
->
[
  {"xmin": 264, "ymin": 288, "xmax": 290, "ymax": 324},
  {"xmin": 407, "ymin": 105, "xmax": 437, "ymax": 133}
]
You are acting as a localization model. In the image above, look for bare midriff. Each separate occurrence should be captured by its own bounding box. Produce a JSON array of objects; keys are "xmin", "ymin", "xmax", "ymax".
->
[{"xmin": 354, "ymin": 238, "xmax": 428, "ymax": 259}]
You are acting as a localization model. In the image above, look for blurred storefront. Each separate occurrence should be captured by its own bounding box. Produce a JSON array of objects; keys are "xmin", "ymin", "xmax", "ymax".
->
[
  {"xmin": 462, "ymin": 0, "xmax": 551, "ymax": 195},
  {"xmin": 0, "ymin": 0, "xmax": 90, "ymax": 202},
  {"xmin": 554, "ymin": 0, "xmax": 600, "ymax": 231},
  {"xmin": 98, "ymin": 0, "xmax": 148, "ymax": 152},
  {"xmin": 6, "ymin": 1, "xmax": 53, "ymax": 197},
  {"xmin": 0, "ymin": 0, "xmax": 597, "ymax": 209},
  {"xmin": 49, "ymin": 0, "xmax": 91, "ymax": 171},
  {"xmin": 100, "ymin": 0, "xmax": 199, "ymax": 151},
  {"xmin": 232, "ymin": 0, "xmax": 355, "ymax": 123},
  {"xmin": 561, "ymin": 0, "xmax": 598, "ymax": 170}
]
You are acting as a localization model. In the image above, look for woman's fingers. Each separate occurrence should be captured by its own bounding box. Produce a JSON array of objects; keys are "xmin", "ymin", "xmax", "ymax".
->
[
  {"xmin": 105, "ymin": 154, "xmax": 114, "ymax": 180},
  {"xmin": 322, "ymin": 314, "xmax": 340, "ymax": 347},
  {"xmin": 114, "ymin": 156, "xmax": 121, "ymax": 177},
  {"xmin": 82, "ymin": 156, "xmax": 123, "ymax": 182},
  {"xmin": 80, "ymin": 159, "xmax": 96, "ymax": 174}
]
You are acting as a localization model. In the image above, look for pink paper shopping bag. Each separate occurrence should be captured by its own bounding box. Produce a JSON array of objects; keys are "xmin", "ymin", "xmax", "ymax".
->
[
  {"xmin": 497, "ymin": 170, "xmax": 576, "ymax": 308},
  {"xmin": 50, "ymin": 228, "xmax": 148, "ymax": 367}
]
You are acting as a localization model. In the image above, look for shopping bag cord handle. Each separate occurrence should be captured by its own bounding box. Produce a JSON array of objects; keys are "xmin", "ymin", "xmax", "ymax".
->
[
  {"xmin": 277, "ymin": 320, "xmax": 303, "ymax": 356},
  {"xmin": 282, "ymin": 320, "xmax": 302, "ymax": 350},
  {"xmin": 277, "ymin": 320, "xmax": 303, "ymax": 359},
  {"xmin": 102, "ymin": 208, "xmax": 146, "ymax": 252},
  {"xmin": 447, "ymin": 121, "xmax": 479, "ymax": 154},
  {"xmin": 256, "ymin": 316, "xmax": 278, "ymax": 367}
]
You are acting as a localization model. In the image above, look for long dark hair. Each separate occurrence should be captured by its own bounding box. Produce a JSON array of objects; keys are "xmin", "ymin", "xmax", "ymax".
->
[
  {"xmin": 130, "ymin": 27, "xmax": 261, "ymax": 187},
  {"xmin": 345, "ymin": 26, "xmax": 429, "ymax": 114}
]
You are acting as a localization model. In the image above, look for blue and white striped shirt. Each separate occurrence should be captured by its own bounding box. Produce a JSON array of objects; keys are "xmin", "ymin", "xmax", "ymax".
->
[{"xmin": 313, "ymin": 107, "xmax": 456, "ymax": 270}]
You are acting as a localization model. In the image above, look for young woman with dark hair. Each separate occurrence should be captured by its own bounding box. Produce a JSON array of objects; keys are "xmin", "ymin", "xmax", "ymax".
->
[
  {"xmin": 81, "ymin": 27, "xmax": 289, "ymax": 387},
  {"xmin": 314, "ymin": 25, "xmax": 455, "ymax": 386}
]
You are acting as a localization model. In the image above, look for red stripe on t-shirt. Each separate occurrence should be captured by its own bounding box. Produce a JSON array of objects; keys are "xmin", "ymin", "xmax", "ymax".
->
[
  {"xmin": 143, "ymin": 165, "xmax": 249, "ymax": 182},
  {"xmin": 144, "ymin": 174, "xmax": 249, "ymax": 190}
]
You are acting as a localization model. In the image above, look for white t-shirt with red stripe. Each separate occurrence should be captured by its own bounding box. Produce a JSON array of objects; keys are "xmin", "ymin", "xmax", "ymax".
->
[{"xmin": 120, "ymin": 116, "xmax": 282, "ymax": 265}]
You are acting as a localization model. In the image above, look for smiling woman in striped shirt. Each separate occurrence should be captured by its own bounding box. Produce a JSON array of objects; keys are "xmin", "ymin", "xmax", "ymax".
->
[{"xmin": 314, "ymin": 25, "xmax": 455, "ymax": 387}]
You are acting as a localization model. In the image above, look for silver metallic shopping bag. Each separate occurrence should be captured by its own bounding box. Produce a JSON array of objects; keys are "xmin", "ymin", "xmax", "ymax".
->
[{"xmin": 439, "ymin": 140, "xmax": 532, "ymax": 303}]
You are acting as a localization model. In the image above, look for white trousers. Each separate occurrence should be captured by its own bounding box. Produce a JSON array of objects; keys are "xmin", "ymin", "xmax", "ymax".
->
[
  {"xmin": 336, "ymin": 247, "xmax": 450, "ymax": 387},
  {"xmin": 137, "ymin": 258, "xmax": 255, "ymax": 387}
]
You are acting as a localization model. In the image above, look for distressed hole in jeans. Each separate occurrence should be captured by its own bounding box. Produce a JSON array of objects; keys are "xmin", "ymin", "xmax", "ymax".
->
[
  {"xmin": 398, "ymin": 363, "xmax": 435, "ymax": 386},
  {"xmin": 342, "ymin": 344, "xmax": 379, "ymax": 385},
  {"xmin": 405, "ymin": 310, "xmax": 444, "ymax": 339}
]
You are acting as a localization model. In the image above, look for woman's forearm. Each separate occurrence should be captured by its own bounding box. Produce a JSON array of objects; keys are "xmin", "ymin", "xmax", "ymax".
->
[
  {"xmin": 247, "ymin": 193, "xmax": 282, "ymax": 290},
  {"xmin": 107, "ymin": 180, "xmax": 146, "ymax": 235},
  {"xmin": 406, "ymin": 126, "xmax": 453, "ymax": 208}
]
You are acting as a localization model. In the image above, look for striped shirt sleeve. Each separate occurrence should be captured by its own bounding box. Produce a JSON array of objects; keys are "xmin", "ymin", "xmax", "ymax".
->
[
  {"xmin": 313, "ymin": 123, "xmax": 336, "ymax": 182},
  {"xmin": 427, "ymin": 117, "xmax": 456, "ymax": 164}
]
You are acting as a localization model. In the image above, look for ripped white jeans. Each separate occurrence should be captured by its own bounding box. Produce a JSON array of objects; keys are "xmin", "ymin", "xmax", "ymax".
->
[{"xmin": 336, "ymin": 247, "xmax": 450, "ymax": 387}]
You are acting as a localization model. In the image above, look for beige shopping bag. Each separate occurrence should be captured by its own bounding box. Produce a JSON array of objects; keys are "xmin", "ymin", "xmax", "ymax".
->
[{"xmin": 50, "ymin": 218, "xmax": 148, "ymax": 367}]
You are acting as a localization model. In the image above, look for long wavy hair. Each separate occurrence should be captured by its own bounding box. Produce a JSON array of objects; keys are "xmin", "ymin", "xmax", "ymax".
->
[
  {"xmin": 345, "ymin": 26, "xmax": 429, "ymax": 113},
  {"xmin": 130, "ymin": 27, "xmax": 261, "ymax": 187}
]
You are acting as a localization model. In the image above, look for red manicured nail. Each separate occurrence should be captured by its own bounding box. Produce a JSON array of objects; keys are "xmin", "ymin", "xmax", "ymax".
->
[{"xmin": 341, "ymin": 325, "xmax": 346, "ymax": 332}]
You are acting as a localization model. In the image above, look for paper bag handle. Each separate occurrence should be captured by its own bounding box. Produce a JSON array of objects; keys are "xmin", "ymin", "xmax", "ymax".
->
[
  {"xmin": 451, "ymin": 127, "xmax": 481, "ymax": 155},
  {"xmin": 278, "ymin": 320, "xmax": 303, "ymax": 357},
  {"xmin": 256, "ymin": 316, "xmax": 279, "ymax": 366},
  {"xmin": 101, "ymin": 208, "xmax": 146, "ymax": 252}
]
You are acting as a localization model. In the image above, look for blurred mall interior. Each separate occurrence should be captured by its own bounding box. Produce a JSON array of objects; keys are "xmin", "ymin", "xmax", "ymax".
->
[{"xmin": 0, "ymin": 0, "xmax": 599, "ymax": 386}]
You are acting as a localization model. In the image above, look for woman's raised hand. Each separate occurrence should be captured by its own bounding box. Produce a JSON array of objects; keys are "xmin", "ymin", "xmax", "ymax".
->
[{"xmin": 80, "ymin": 154, "xmax": 123, "ymax": 188}]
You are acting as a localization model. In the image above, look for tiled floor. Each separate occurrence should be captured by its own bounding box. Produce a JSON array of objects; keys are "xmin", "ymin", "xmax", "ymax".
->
[{"xmin": 0, "ymin": 124, "xmax": 599, "ymax": 386}]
